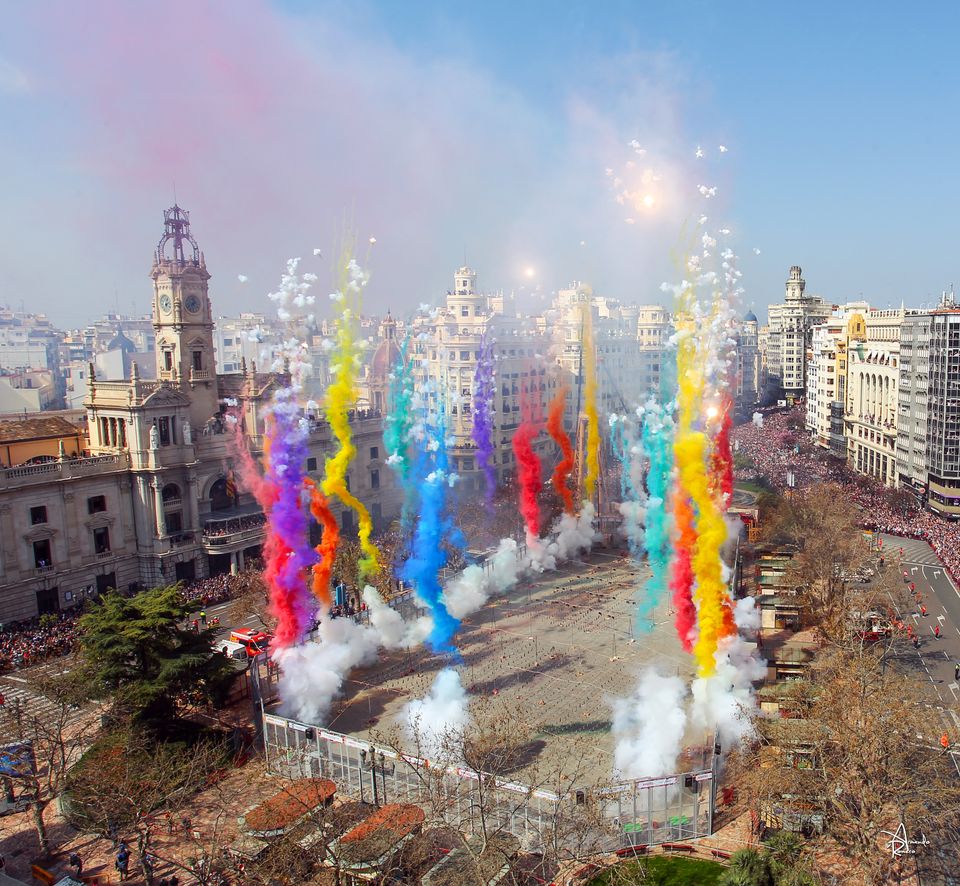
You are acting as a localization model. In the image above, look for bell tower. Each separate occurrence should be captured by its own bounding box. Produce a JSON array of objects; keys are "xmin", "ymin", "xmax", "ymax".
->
[{"xmin": 150, "ymin": 205, "xmax": 219, "ymax": 428}]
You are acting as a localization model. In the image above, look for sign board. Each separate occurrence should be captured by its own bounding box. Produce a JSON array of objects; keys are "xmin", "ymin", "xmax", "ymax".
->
[{"xmin": 0, "ymin": 741, "xmax": 34, "ymax": 778}]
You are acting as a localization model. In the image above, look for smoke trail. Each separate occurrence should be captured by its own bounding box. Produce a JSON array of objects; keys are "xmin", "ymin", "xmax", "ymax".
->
[
  {"xmin": 322, "ymin": 255, "xmax": 380, "ymax": 579},
  {"xmin": 472, "ymin": 336, "xmax": 497, "ymax": 509},
  {"xmin": 610, "ymin": 413, "xmax": 646, "ymax": 576},
  {"xmin": 306, "ymin": 478, "xmax": 339, "ymax": 611},
  {"xmin": 512, "ymin": 419, "xmax": 543, "ymax": 539},
  {"xmin": 401, "ymin": 409, "xmax": 460, "ymax": 654},
  {"xmin": 384, "ymin": 335, "xmax": 417, "ymax": 528},
  {"xmin": 581, "ymin": 301, "xmax": 601, "ymax": 501},
  {"xmin": 402, "ymin": 667, "xmax": 471, "ymax": 762},
  {"xmin": 670, "ymin": 494, "xmax": 698, "ymax": 653},
  {"xmin": 259, "ymin": 392, "xmax": 317, "ymax": 648},
  {"xmin": 612, "ymin": 669, "xmax": 688, "ymax": 779},
  {"xmin": 712, "ymin": 396, "xmax": 734, "ymax": 505},
  {"xmin": 546, "ymin": 384, "xmax": 575, "ymax": 514}
]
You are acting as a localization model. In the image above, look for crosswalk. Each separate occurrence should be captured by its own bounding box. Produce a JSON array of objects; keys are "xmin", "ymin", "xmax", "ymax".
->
[
  {"xmin": 916, "ymin": 702, "xmax": 960, "ymax": 747},
  {"xmin": 0, "ymin": 662, "xmax": 101, "ymax": 730},
  {"xmin": 879, "ymin": 534, "xmax": 943, "ymax": 567}
]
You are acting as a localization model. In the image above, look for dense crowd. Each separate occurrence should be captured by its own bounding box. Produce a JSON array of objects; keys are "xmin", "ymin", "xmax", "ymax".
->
[
  {"xmin": 0, "ymin": 560, "xmax": 265, "ymax": 673},
  {"xmin": 0, "ymin": 612, "xmax": 78, "ymax": 671},
  {"xmin": 202, "ymin": 514, "xmax": 267, "ymax": 537},
  {"xmin": 733, "ymin": 408, "xmax": 960, "ymax": 584}
]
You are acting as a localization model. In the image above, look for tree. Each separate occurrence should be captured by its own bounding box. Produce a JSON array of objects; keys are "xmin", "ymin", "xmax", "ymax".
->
[
  {"xmin": 79, "ymin": 585, "xmax": 235, "ymax": 733},
  {"xmin": 759, "ymin": 485, "xmax": 898, "ymax": 643},
  {"xmin": 718, "ymin": 849, "xmax": 772, "ymax": 886},
  {"xmin": 0, "ymin": 662, "xmax": 98, "ymax": 856},
  {"xmin": 733, "ymin": 644, "xmax": 960, "ymax": 885}
]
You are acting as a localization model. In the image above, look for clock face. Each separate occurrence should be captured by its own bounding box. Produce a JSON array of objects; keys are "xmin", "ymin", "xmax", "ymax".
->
[
  {"xmin": 158, "ymin": 294, "xmax": 172, "ymax": 314},
  {"xmin": 184, "ymin": 294, "xmax": 201, "ymax": 314}
]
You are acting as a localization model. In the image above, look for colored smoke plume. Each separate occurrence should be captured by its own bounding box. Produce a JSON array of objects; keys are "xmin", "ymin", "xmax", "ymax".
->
[
  {"xmin": 670, "ymin": 494, "xmax": 697, "ymax": 653},
  {"xmin": 581, "ymin": 301, "xmax": 601, "ymax": 501},
  {"xmin": 546, "ymin": 384, "xmax": 575, "ymax": 514},
  {"xmin": 638, "ymin": 400, "xmax": 674, "ymax": 631},
  {"xmin": 400, "ymin": 411, "xmax": 460, "ymax": 654},
  {"xmin": 323, "ymin": 254, "xmax": 380, "ymax": 579},
  {"xmin": 306, "ymin": 478, "xmax": 339, "ymax": 611},
  {"xmin": 512, "ymin": 419, "xmax": 543, "ymax": 539},
  {"xmin": 384, "ymin": 335, "xmax": 417, "ymax": 528}
]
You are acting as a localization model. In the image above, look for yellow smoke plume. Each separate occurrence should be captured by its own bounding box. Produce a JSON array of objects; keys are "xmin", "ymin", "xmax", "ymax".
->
[
  {"xmin": 672, "ymin": 284, "xmax": 734, "ymax": 677},
  {"xmin": 582, "ymin": 301, "xmax": 601, "ymax": 501},
  {"xmin": 322, "ymin": 252, "xmax": 380, "ymax": 579}
]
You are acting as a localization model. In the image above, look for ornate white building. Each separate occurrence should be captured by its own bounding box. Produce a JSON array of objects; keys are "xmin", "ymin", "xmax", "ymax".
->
[{"xmin": 0, "ymin": 206, "xmax": 399, "ymax": 621}]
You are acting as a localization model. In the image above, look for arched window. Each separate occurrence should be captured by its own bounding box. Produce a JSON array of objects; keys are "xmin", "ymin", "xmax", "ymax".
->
[
  {"xmin": 210, "ymin": 478, "xmax": 233, "ymax": 512},
  {"xmin": 162, "ymin": 483, "xmax": 181, "ymax": 503}
]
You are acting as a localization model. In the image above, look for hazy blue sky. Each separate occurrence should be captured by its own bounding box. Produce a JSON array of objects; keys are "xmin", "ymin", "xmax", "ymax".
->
[{"xmin": 2, "ymin": 1, "xmax": 959, "ymax": 326}]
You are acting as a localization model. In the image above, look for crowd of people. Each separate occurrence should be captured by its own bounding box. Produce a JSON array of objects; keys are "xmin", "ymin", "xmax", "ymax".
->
[
  {"xmin": 732, "ymin": 407, "xmax": 960, "ymax": 585},
  {"xmin": 0, "ymin": 560, "xmax": 265, "ymax": 673},
  {"xmin": 202, "ymin": 514, "xmax": 267, "ymax": 537},
  {"xmin": 0, "ymin": 612, "xmax": 79, "ymax": 671}
]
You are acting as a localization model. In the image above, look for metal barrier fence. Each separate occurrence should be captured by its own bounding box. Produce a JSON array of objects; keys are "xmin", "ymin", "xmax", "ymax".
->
[{"xmin": 263, "ymin": 714, "xmax": 715, "ymax": 851}]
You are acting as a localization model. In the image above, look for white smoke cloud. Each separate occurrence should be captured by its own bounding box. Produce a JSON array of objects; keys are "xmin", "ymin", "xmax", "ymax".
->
[
  {"xmin": 275, "ymin": 617, "xmax": 380, "ymax": 725},
  {"xmin": 402, "ymin": 667, "xmax": 471, "ymax": 762},
  {"xmin": 689, "ymin": 634, "xmax": 765, "ymax": 751},
  {"xmin": 362, "ymin": 585, "xmax": 433, "ymax": 649},
  {"xmin": 733, "ymin": 595, "xmax": 761, "ymax": 637},
  {"xmin": 752, "ymin": 411, "xmax": 764, "ymax": 428},
  {"xmin": 612, "ymin": 669, "xmax": 688, "ymax": 779}
]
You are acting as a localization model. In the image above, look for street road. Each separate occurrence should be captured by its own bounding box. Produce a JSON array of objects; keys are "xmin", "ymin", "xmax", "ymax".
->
[{"xmin": 879, "ymin": 533, "xmax": 960, "ymax": 748}]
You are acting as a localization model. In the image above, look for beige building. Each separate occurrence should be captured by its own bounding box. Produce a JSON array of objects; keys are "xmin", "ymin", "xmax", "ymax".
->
[
  {"xmin": 766, "ymin": 266, "xmax": 834, "ymax": 402},
  {"xmin": 0, "ymin": 206, "xmax": 399, "ymax": 622},
  {"xmin": 844, "ymin": 308, "xmax": 905, "ymax": 487}
]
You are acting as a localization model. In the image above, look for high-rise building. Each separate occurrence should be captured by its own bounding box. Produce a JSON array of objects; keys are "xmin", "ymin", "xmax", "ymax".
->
[
  {"xmin": 734, "ymin": 310, "xmax": 760, "ymax": 410},
  {"xmin": 897, "ymin": 293, "xmax": 960, "ymax": 516},
  {"xmin": 766, "ymin": 267, "xmax": 833, "ymax": 403}
]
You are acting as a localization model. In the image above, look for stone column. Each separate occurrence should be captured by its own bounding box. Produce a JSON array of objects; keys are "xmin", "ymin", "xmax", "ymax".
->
[
  {"xmin": 187, "ymin": 474, "xmax": 201, "ymax": 532},
  {"xmin": 152, "ymin": 479, "xmax": 166, "ymax": 537},
  {"xmin": 236, "ymin": 549, "xmax": 245, "ymax": 572},
  {"xmin": 230, "ymin": 552, "xmax": 239, "ymax": 576}
]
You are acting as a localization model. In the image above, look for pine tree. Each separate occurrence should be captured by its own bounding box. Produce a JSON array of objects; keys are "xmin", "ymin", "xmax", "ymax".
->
[{"xmin": 80, "ymin": 585, "xmax": 235, "ymax": 734}]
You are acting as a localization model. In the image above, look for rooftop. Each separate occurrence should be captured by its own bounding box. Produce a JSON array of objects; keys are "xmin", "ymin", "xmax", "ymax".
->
[{"xmin": 0, "ymin": 415, "xmax": 83, "ymax": 444}]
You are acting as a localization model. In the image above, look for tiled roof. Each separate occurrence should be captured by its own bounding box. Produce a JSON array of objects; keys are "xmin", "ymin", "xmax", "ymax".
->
[{"xmin": 0, "ymin": 416, "xmax": 83, "ymax": 444}]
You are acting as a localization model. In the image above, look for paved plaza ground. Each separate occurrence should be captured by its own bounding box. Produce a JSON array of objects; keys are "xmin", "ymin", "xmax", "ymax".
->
[{"xmin": 295, "ymin": 549, "xmax": 708, "ymax": 784}]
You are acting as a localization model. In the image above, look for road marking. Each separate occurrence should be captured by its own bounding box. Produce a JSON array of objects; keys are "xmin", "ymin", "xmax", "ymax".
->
[
  {"xmin": 939, "ymin": 614, "xmax": 946, "ymax": 623},
  {"xmin": 912, "ymin": 567, "xmax": 919, "ymax": 574},
  {"xmin": 944, "ymin": 651, "xmax": 952, "ymax": 661},
  {"xmin": 935, "ymin": 570, "xmax": 942, "ymax": 578},
  {"xmin": 3, "ymin": 676, "xmax": 28, "ymax": 684},
  {"xmin": 952, "ymin": 684, "xmax": 960, "ymax": 701}
]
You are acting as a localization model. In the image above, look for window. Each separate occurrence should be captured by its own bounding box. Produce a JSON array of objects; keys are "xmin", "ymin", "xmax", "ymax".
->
[
  {"xmin": 371, "ymin": 469, "xmax": 380, "ymax": 490},
  {"xmin": 157, "ymin": 417, "xmax": 171, "ymax": 446},
  {"xmin": 223, "ymin": 338, "xmax": 233, "ymax": 346},
  {"xmin": 33, "ymin": 538, "xmax": 52, "ymax": 569},
  {"xmin": 345, "ymin": 474, "xmax": 351, "ymax": 492},
  {"xmin": 306, "ymin": 457, "xmax": 318, "ymax": 472},
  {"xmin": 87, "ymin": 495, "xmax": 107, "ymax": 515},
  {"xmin": 163, "ymin": 351, "xmax": 173, "ymax": 371},
  {"xmin": 460, "ymin": 351, "xmax": 470, "ymax": 361},
  {"xmin": 370, "ymin": 446, "xmax": 379, "ymax": 460},
  {"xmin": 93, "ymin": 527, "xmax": 111, "ymax": 554},
  {"xmin": 30, "ymin": 506, "xmax": 47, "ymax": 525},
  {"xmin": 461, "ymin": 306, "xmax": 469, "ymax": 317},
  {"xmin": 166, "ymin": 511, "xmax": 183, "ymax": 533},
  {"xmin": 192, "ymin": 351, "xmax": 203, "ymax": 372}
]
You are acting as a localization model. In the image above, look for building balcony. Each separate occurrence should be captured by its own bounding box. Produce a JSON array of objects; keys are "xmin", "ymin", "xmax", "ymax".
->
[
  {"xmin": 95, "ymin": 550, "xmax": 113, "ymax": 561},
  {"xmin": 0, "ymin": 454, "xmax": 129, "ymax": 490},
  {"xmin": 190, "ymin": 369, "xmax": 212, "ymax": 382},
  {"xmin": 34, "ymin": 565, "xmax": 55, "ymax": 576}
]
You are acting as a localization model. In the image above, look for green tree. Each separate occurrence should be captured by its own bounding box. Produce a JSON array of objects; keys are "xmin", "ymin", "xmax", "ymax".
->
[
  {"xmin": 79, "ymin": 585, "xmax": 234, "ymax": 733},
  {"xmin": 763, "ymin": 831, "xmax": 806, "ymax": 880},
  {"xmin": 718, "ymin": 849, "xmax": 772, "ymax": 886}
]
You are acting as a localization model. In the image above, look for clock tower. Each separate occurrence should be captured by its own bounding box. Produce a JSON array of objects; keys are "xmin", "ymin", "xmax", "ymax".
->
[{"xmin": 150, "ymin": 205, "xmax": 219, "ymax": 428}]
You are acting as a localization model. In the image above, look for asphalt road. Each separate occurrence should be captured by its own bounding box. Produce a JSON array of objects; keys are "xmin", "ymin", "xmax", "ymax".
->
[{"xmin": 878, "ymin": 533, "xmax": 960, "ymax": 746}]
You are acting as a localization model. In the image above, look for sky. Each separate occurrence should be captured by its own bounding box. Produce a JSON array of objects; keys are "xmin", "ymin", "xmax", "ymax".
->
[{"xmin": 2, "ymin": 1, "xmax": 960, "ymax": 327}]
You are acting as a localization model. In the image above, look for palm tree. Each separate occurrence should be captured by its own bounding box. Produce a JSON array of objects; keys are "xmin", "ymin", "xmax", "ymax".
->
[{"xmin": 719, "ymin": 848, "xmax": 773, "ymax": 886}]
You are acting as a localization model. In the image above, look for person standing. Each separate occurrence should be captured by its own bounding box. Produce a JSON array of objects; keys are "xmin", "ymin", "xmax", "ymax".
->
[
  {"xmin": 116, "ymin": 844, "xmax": 130, "ymax": 882},
  {"xmin": 69, "ymin": 852, "xmax": 83, "ymax": 878},
  {"xmin": 954, "ymin": 663, "xmax": 959, "ymax": 681}
]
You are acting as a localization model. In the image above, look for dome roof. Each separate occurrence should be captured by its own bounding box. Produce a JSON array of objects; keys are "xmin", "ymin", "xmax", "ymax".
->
[
  {"xmin": 369, "ymin": 337, "xmax": 402, "ymax": 380},
  {"xmin": 107, "ymin": 326, "xmax": 136, "ymax": 353},
  {"xmin": 743, "ymin": 309, "xmax": 758, "ymax": 323}
]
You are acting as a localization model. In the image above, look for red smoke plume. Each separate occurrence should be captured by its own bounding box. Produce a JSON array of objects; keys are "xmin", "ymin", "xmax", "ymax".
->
[
  {"xmin": 547, "ymin": 385, "xmax": 575, "ymax": 514},
  {"xmin": 671, "ymin": 494, "xmax": 698, "ymax": 652},
  {"xmin": 512, "ymin": 420, "xmax": 543, "ymax": 538}
]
